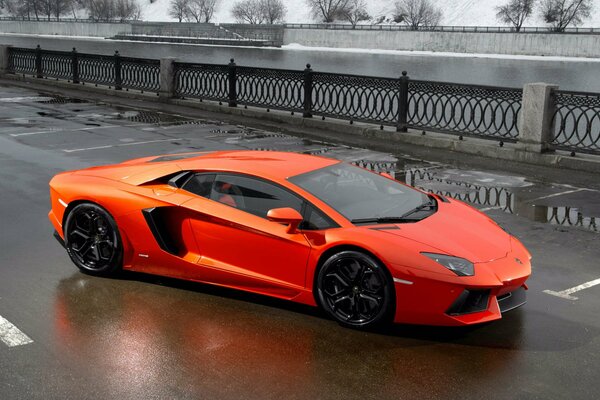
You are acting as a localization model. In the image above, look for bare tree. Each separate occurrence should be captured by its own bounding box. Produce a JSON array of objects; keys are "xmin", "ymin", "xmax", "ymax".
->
[
  {"xmin": 115, "ymin": 0, "xmax": 140, "ymax": 20},
  {"xmin": 496, "ymin": 0, "xmax": 536, "ymax": 31},
  {"xmin": 231, "ymin": 0, "xmax": 263, "ymax": 24},
  {"xmin": 168, "ymin": 0, "xmax": 189, "ymax": 22},
  {"xmin": 539, "ymin": 0, "xmax": 592, "ymax": 31},
  {"xmin": 184, "ymin": 0, "xmax": 202, "ymax": 22},
  {"xmin": 86, "ymin": 0, "xmax": 115, "ymax": 20},
  {"xmin": 200, "ymin": 0, "xmax": 218, "ymax": 22},
  {"xmin": 394, "ymin": 0, "xmax": 442, "ymax": 30},
  {"xmin": 231, "ymin": 0, "xmax": 285, "ymax": 24},
  {"xmin": 53, "ymin": 0, "xmax": 74, "ymax": 18},
  {"xmin": 342, "ymin": 0, "xmax": 370, "ymax": 27},
  {"xmin": 259, "ymin": 0, "xmax": 286, "ymax": 24},
  {"xmin": 7, "ymin": 0, "xmax": 42, "ymax": 20},
  {"xmin": 305, "ymin": 0, "xmax": 350, "ymax": 23},
  {"xmin": 186, "ymin": 0, "xmax": 218, "ymax": 23}
]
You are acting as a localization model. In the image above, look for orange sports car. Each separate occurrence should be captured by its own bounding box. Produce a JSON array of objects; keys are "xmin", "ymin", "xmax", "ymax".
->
[{"xmin": 49, "ymin": 150, "xmax": 531, "ymax": 329}]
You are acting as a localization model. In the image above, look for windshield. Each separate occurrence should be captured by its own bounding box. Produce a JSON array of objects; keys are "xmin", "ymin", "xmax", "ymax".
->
[{"xmin": 289, "ymin": 163, "xmax": 433, "ymax": 224}]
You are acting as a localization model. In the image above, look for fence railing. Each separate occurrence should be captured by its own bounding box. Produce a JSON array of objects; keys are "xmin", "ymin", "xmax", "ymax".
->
[
  {"xmin": 2, "ymin": 17, "xmax": 599, "ymax": 34},
  {"xmin": 408, "ymin": 80, "xmax": 522, "ymax": 140},
  {"xmin": 0, "ymin": 16, "xmax": 133, "ymax": 23},
  {"xmin": 552, "ymin": 91, "xmax": 600, "ymax": 154},
  {"xmin": 8, "ymin": 46, "xmax": 160, "ymax": 93},
  {"xmin": 284, "ymin": 23, "xmax": 600, "ymax": 34},
  {"xmin": 5, "ymin": 45, "xmax": 600, "ymax": 155}
]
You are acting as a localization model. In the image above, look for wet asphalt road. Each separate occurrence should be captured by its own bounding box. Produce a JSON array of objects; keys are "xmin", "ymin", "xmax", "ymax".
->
[{"xmin": 0, "ymin": 82, "xmax": 599, "ymax": 400}]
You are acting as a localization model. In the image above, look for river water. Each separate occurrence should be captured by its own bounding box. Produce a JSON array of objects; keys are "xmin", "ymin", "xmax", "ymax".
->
[{"xmin": 1, "ymin": 34, "xmax": 600, "ymax": 92}]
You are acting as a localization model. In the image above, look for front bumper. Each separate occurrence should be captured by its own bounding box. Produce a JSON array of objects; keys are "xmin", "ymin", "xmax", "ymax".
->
[{"xmin": 391, "ymin": 255, "xmax": 530, "ymax": 326}]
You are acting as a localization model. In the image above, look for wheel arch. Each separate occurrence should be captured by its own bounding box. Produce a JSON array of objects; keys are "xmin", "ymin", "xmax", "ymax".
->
[
  {"xmin": 62, "ymin": 199, "xmax": 100, "ymax": 228},
  {"xmin": 312, "ymin": 244, "xmax": 396, "ymax": 307},
  {"xmin": 62, "ymin": 199, "xmax": 135, "ymax": 268}
]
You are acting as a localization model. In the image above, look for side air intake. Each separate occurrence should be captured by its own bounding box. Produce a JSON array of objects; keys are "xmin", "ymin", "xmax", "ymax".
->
[{"xmin": 142, "ymin": 207, "xmax": 179, "ymax": 255}]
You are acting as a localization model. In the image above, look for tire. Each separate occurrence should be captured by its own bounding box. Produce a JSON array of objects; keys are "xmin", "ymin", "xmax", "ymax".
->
[
  {"xmin": 316, "ymin": 250, "xmax": 395, "ymax": 329},
  {"xmin": 64, "ymin": 203, "xmax": 123, "ymax": 276}
]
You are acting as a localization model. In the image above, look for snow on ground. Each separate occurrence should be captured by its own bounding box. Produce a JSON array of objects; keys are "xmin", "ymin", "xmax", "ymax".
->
[
  {"xmin": 283, "ymin": 42, "xmax": 600, "ymax": 62},
  {"xmin": 142, "ymin": 0, "xmax": 600, "ymax": 26}
]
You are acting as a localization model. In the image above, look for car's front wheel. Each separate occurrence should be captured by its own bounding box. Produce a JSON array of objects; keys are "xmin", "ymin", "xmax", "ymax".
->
[
  {"xmin": 64, "ymin": 203, "xmax": 122, "ymax": 275},
  {"xmin": 316, "ymin": 250, "xmax": 395, "ymax": 329}
]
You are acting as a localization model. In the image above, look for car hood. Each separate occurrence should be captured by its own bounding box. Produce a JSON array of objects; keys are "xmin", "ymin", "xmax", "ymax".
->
[{"xmin": 373, "ymin": 200, "xmax": 511, "ymax": 263}]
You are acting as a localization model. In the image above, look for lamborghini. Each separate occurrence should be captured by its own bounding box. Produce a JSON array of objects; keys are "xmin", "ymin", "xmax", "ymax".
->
[{"xmin": 49, "ymin": 150, "xmax": 531, "ymax": 328}]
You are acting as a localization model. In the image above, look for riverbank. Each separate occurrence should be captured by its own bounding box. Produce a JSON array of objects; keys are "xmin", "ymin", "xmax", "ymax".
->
[
  {"xmin": 283, "ymin": 27, "xmax": 600, "ymax": 58},
  {"xmin": 3, "ymin": 20, "xmax": 600, "ymax": 58}
]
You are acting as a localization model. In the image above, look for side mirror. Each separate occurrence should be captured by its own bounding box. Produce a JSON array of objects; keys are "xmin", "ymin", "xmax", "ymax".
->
[
  {"xmin": 267, "ymin": 207, "xmax": 303, "ymax": 234},
  {"xmin": 379, "ymin": 172, "xmax": 394, "ymax": 180}
]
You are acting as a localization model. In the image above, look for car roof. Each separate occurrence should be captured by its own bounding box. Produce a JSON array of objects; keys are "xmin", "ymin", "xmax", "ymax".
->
[{"xmin": 174, "ymin": 150, "xmax": 340, "ymax": 180}]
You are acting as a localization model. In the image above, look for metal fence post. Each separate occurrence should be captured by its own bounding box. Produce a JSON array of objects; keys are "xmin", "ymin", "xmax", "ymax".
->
[
  {"xmin": 35, "ymin": 44, "xmax": 42, "ymax": 78},
  {"xmin": 396, "ymin": 71, "xmax": 409, "ymax": 132},
  {"xmin": 71, "ymin": 47, "xmax": 79, "ymax": 84},
  {"xmin": 114, "ymin": 50, "xmax": 122, "ymax": 90},
  {"xmin": 303, "ymin": 63, "xmax": 313, "ymax": 118},
  {"xmin": 228, "ymin": 58, "xmax": 237, "ymax": 107}
]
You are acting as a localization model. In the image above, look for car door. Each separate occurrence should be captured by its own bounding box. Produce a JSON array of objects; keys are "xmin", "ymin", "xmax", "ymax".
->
[{"xmin": 181, "ymin": 173, "xmax": 313, "ymax": 296}]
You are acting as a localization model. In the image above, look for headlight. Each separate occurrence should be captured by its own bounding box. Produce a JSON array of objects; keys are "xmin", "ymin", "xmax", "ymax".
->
[{"xmin": 421, "ymin": 253, "xmax": 474, "ymax": 276}]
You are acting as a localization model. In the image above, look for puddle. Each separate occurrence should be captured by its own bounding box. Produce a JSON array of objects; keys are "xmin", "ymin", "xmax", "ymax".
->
[
  {"xmin": 37, "ymin": 95, "xmax": 88, "ymax": 104},
  {"xmin": 37, "ymin": 111, "xmax": 65, "ymax": 119},
  {"xmin": 384, "ymin": 165, "xmax": 599, "ymax": 234},
  {"xmin": 13, "ymin": 91, "xmax": 597, "ymax": 234},
  {"xmin": 120, "ymin": 110, "xmax": 206, "ymax": 126},
  {"xmin": 533, "ymin": 206, "xmax": 598, "ymax": 232}
]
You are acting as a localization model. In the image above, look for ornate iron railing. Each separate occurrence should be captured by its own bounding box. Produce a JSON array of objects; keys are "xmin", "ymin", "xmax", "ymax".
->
[
  {"xmin": 76, "ymin": 53, "xmax": 115, "ymax": 86},
  {"xmin": 40, "ymin": 50, "xmax": 72, "ymax": 80},
  {"xmin": 7, "ymin": 47, "xmax": 37, "ymax": 76},
  {"xmin": 312, "ymin": 72, "xmax": 399, "ymax": 125},
  {"xmin": 173, "ymin": 62, "xmax": 229, "ymax": 102},
  {"xmin": 551, "ymin": 91, "xmax": 600, "ymax": 154},
  {"xmin": 237, "ymin": 66, "xmax": 304, "ymax": 112},
  {"xmin": 120, "ymin": 57, "xmax": 160, "ymax": 92},
  {"xmin": 408, "ymin": 81, "xmax": 522, "ymax": 140},
  {"xmin": 7, "ymin": 46, "xmax": 600, "ymax": 154},
  {"xmin": 284, "ymin": 23, "xmax": 600, "ymax": 34},
  {"xmin": 6, "ymin": 47, "xmax": 160, "ymax": 93}
]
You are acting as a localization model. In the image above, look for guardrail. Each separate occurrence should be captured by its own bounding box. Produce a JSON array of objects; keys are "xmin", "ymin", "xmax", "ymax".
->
[
  {"xmin": 284, "ymin": 23, "xmax": 600, "ymax": 34},
  {"xmin": 8, "ymin": 46, "xmax": 159, "ymax": 92},
  {"xmin": 2, "ymin": 17, "xmax": 599, "ymax": 34},
  {"xmin": 4, "ymin": 45, "xmax": 600, "ymax": 155},
  {"xmin": 552, "ymin": 91, "xmax": 600, "ymax": 155},
  {"xmin": 0, "ymin": 16, "xmax": 133, "ymax": 23}
]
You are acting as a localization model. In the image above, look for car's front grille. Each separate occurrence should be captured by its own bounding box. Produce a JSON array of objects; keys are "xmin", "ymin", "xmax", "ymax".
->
[{"xmin": 446, "ymin": 289, "xmax": 491, "ymax": 315}]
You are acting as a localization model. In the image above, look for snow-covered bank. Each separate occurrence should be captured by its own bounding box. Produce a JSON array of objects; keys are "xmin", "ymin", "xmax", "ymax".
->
[
  {"xmin": 283, "ymin": 43, "xmax": 600, "ymax": 63},
  {"xmin": 142, "ymin": 0, "xmax": 600, "ymax": 26}
]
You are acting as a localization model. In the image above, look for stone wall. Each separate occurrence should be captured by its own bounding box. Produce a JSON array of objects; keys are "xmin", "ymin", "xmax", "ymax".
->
[{"xmin": 283, "ymin": 28, "xmax": 600, "ymax": 58}]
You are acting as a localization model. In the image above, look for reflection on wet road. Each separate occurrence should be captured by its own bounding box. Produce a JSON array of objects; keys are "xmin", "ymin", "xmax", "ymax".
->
[{"xmin": 1, "ymin": 83, "xmax": 600, "ymax": 399}]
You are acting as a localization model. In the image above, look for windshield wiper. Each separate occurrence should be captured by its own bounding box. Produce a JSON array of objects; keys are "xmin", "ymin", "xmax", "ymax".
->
[
  {"xmin": 351, "ymin": 216, "xmax": 419, "ymax": 224},
  {"xmin": 399, "ymin": 196, "xmax": 437, "ymax": 218}
]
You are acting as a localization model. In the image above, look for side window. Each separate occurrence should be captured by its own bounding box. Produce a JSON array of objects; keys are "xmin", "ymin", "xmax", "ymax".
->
[
  {"xmin": 301, "ymin": 203, "xmax": 336, "ymax": 231},
  {"xmin": 211, "ymin": 174, "xmax": 303, "ymax": 219},
  {"xmin": 182, "ymin": 174, "xmax": 215, "ymax": 198}
]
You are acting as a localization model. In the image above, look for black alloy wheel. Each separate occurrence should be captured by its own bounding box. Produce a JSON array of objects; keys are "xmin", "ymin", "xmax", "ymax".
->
[
  {"xmin": 317, "ymin": 251, "xmax": 394, "ymax": 329},
  {"xmin": 64, "ymin": 203, "xmax": 122, "ymax": 275}
]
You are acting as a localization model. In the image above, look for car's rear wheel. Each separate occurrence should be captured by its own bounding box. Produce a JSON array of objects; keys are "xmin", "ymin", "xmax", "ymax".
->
[
  {"xmin": 64, "ymin": 203, "xmax": 122, "ymax": 275},
  {"xmin": 316, "ymin": 251, "xmax": 394, "ymax": 329}
]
